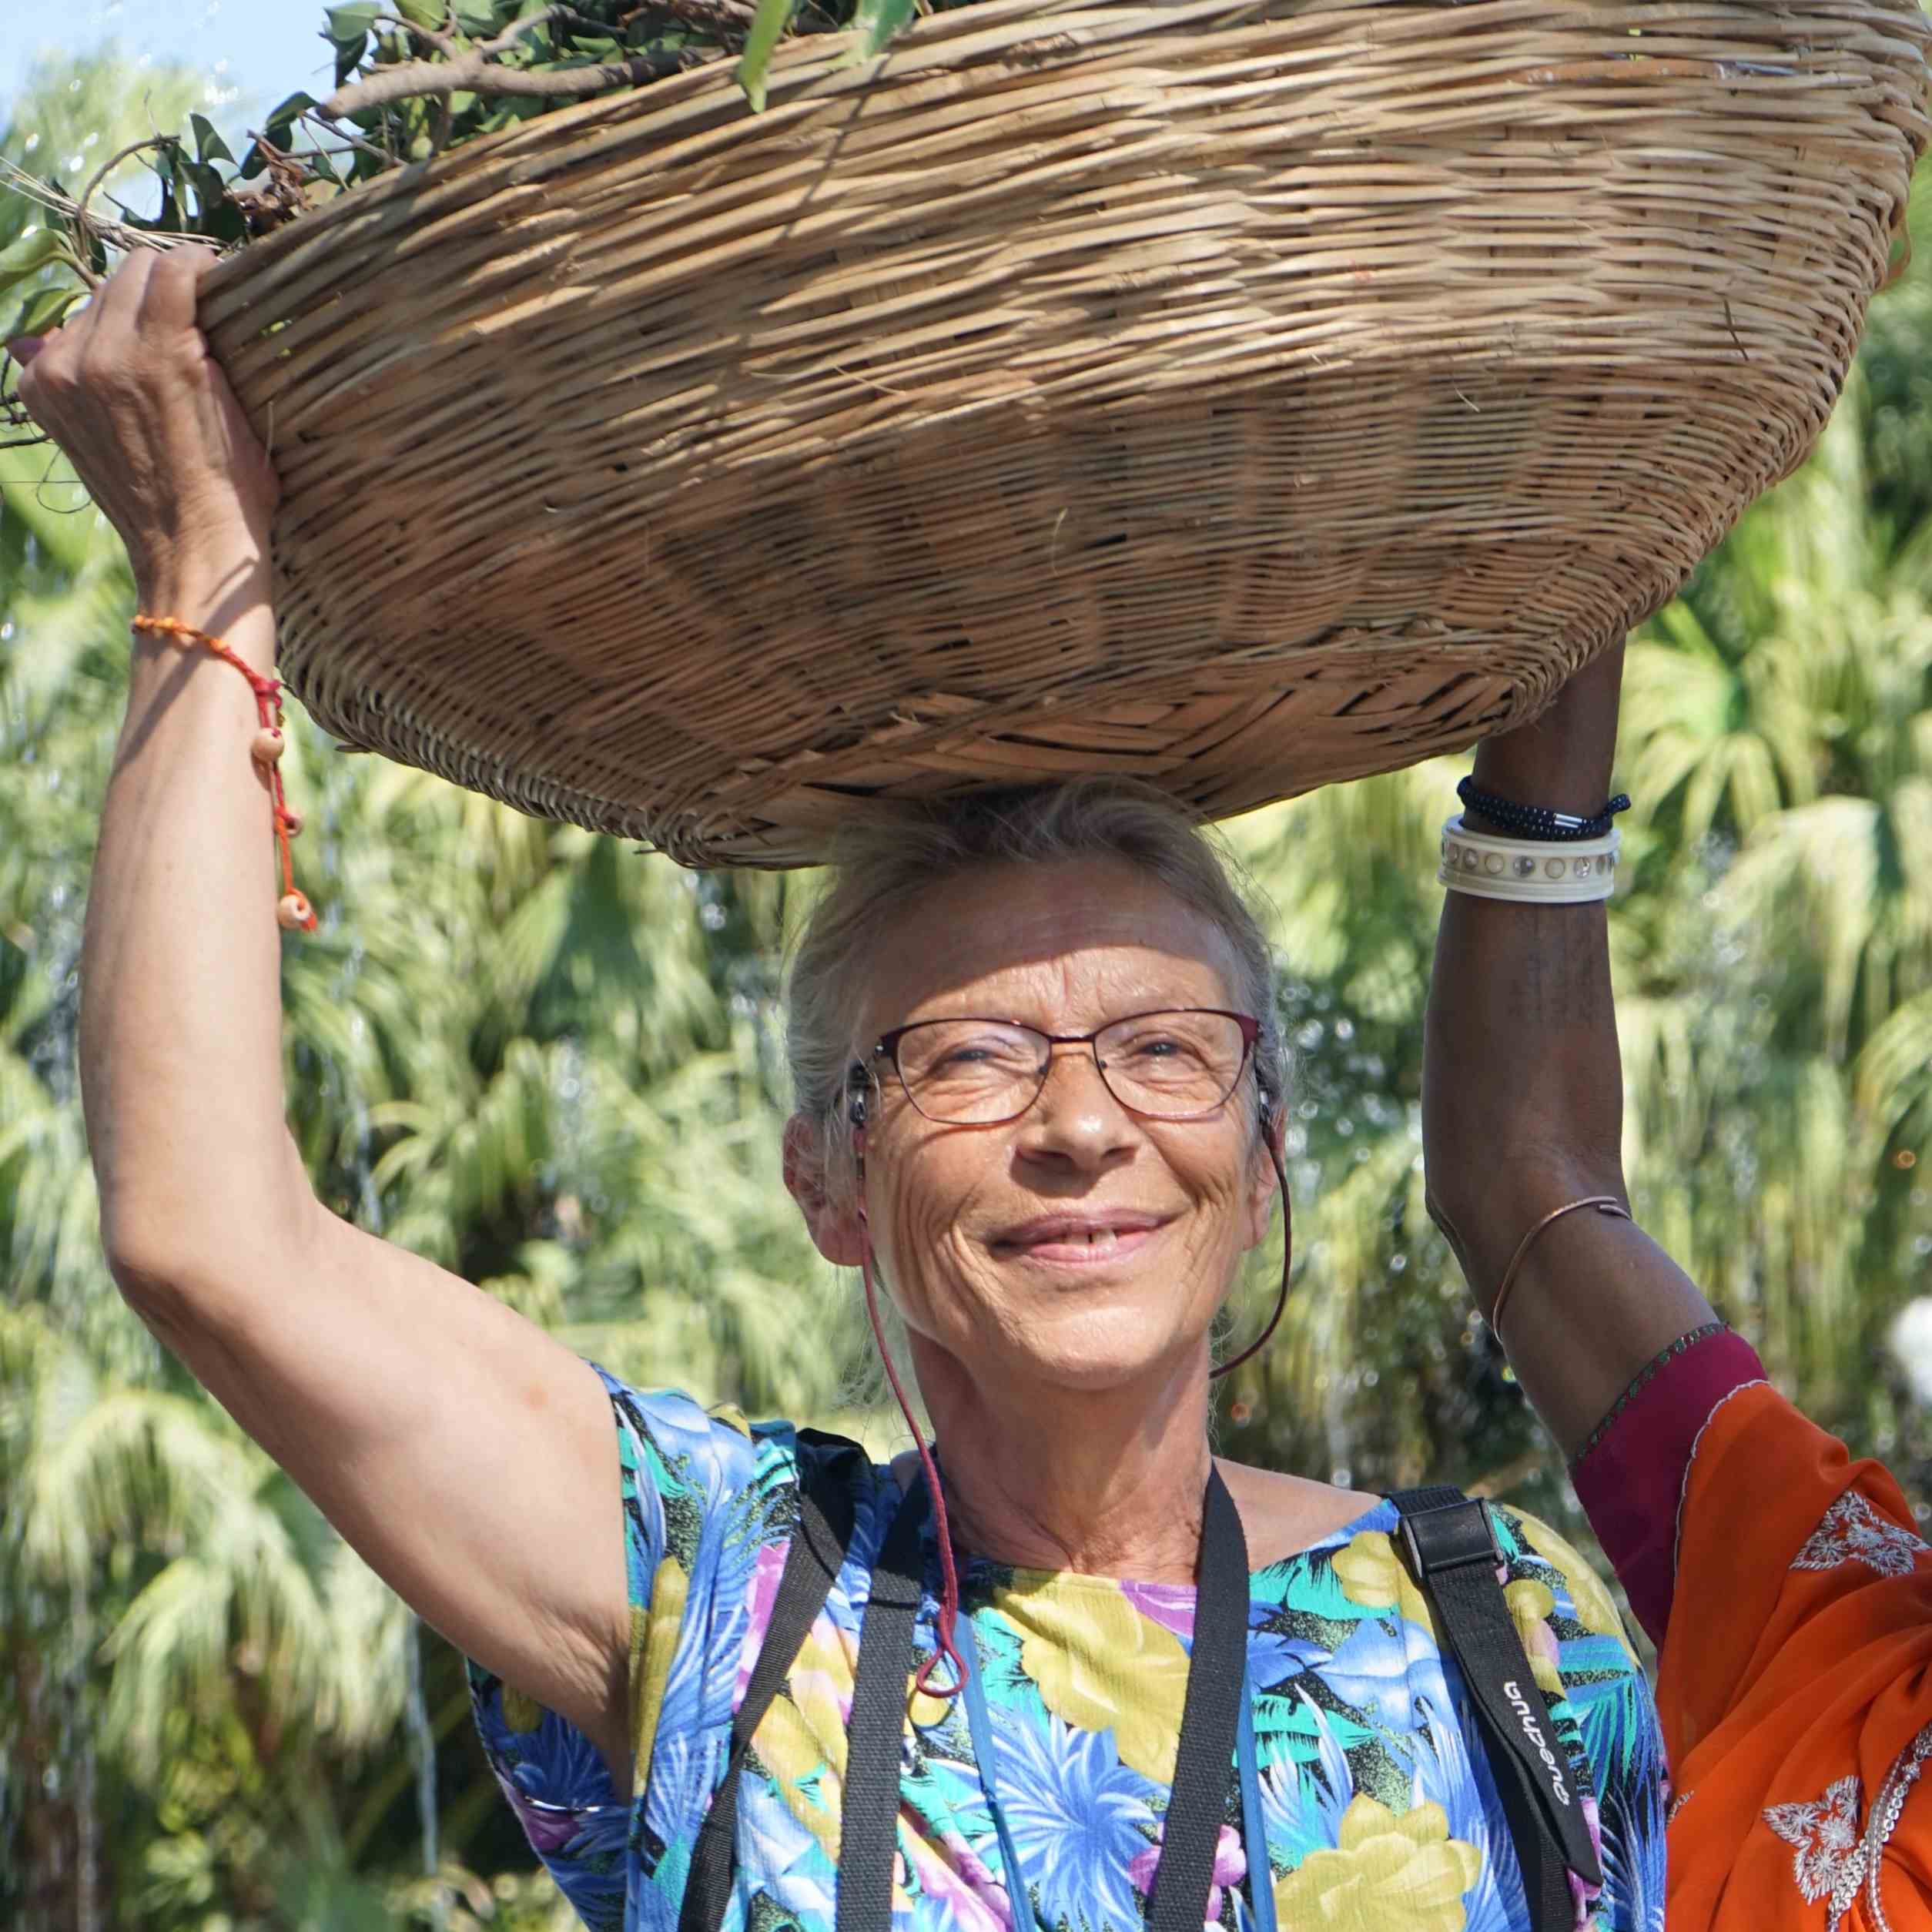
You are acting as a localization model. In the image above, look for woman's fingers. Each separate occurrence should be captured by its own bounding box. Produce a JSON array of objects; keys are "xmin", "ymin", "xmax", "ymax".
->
[
  {"xmin": 8, "ymin": 245, "xmax": 276, "ymax": 595},
  {"xmin": 53, "ymin": 249, "xmax": 151, "ymax": 393},
  {"xmin": 138, "ymin": 244, "xmax": 218, "ymax": 333}
]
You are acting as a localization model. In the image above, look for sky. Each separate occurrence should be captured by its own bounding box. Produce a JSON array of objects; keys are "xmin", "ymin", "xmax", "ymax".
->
[{"xmin": 0, "ymin": 0, "xmax": 333, "ymax": 145}]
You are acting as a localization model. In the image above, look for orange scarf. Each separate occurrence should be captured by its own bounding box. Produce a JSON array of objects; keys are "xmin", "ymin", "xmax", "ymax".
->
[{"xmin": 1659, "ymin": 1381, "xmax": 1932, "ymax": 1928}]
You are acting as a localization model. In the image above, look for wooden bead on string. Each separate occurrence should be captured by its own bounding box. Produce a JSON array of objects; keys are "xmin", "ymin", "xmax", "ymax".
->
[{"xmin": 131, "ymin": 614, "xmax": 320, "ymax": 935}]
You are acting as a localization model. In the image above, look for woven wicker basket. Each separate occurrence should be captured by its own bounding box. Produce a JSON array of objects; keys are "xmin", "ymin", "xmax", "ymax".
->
[{"xmin": 199, "ymin": 0, "xmax": 1930, "ymax": 867}]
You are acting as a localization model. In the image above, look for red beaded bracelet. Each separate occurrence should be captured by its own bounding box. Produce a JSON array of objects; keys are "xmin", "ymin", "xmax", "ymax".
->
[{"xmin": 132, "ymin": 615, "xmax": 317, "ymax": 934}]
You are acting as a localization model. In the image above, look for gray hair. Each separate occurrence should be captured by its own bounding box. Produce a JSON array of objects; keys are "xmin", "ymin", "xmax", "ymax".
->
[{"xmin": 785, "ymin": 779, "xmax": 1287, "ymax": 1183}]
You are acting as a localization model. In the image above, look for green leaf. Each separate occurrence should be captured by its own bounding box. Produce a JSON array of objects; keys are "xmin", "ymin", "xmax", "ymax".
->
[
  {"xmin": 263, "ymin": 89, "xmax": 320, "ymax": 140},
  {"xmin": 736, "ymin": 0, "xmax": 800, "ymax": 112},
  {"xmin": 325, "ymin": 2, "xmax": 380, "ymax": 83},
  {"xmin": 452, "ymin": 0, "xmax": 506, "ymax": 32},
  {"xmin": 189, "ymin": 113, "xmax": 234, "ymax": 168},
  {"xmin": 847, "ymin": 0, "xmax": 917, "ymax": 60},
  {"xmin": 0, "ymin": 229, "xmax": 65, "ymax": 300},
  {"xmin": 325, "ymin": 2, "xmax": 382, "ymax": 35},
  {"xmin": 8, "ymin": 285, "xmax": 83, "ymax": 341},
  {"xmin": 394, "ymin": 0, "xmax": 447, "ymax": 25}
]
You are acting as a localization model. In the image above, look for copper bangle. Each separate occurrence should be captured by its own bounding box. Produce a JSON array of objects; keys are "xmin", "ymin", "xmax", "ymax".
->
[{"xmin": 1487, "ymin": 1195, "xmax": 1632, "ymax": 1351}]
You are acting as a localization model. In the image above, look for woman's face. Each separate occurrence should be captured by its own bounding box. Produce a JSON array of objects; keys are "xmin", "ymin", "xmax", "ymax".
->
[{"xmin": 799, "ymin": 858, "xmax": 1278, "ymax": 1396}]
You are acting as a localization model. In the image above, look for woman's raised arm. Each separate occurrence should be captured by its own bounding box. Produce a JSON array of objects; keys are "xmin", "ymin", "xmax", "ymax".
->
[
  {"xmin": 1421, "ymin": 642, "xmax": 1719, "ymax": 1457},
  {"xmin": 18, "ymin": 249, "xmax": 631, "ymax": 1773}
]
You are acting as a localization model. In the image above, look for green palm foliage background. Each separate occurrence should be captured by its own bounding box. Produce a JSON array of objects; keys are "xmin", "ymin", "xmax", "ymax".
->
[{"xmin": 7, "ymin": 48, "xmax": 1932, "ymax": 1930}]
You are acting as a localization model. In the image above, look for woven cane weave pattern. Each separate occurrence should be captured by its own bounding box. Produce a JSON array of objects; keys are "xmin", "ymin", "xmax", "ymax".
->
[{"xmin": 197, "ymin": 0, "xmax": 1932, "ymax": 865}]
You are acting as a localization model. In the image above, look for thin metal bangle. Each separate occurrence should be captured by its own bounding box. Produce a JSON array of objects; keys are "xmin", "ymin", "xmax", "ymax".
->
[{"xmin": 1487, "ymin": 1196, "xmax": 1632, "ymax": 1351}]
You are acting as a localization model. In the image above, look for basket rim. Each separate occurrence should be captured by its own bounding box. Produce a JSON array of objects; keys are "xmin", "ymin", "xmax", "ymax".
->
[{"xmin": 203, "ymin": 0, "xmax": 1932, "ymax": 315}]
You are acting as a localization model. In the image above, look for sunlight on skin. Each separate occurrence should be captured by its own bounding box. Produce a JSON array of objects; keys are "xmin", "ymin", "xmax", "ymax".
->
[{"xmin": 785, "ymin": 858, "xmax": 1364, "ymax": 1582}]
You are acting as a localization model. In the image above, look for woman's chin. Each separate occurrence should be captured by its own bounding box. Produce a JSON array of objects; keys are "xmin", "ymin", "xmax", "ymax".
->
[{"xmin": 998, "ymin": 1296, "xmax": 1210, "ymax": 1393}]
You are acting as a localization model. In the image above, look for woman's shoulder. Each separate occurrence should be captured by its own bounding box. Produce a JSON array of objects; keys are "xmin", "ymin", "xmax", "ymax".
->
[
  {"xmin": 590, "ymin": 1365, "xmax": 891, "ymax": 1535},
  {"xmin": 1491, "ymin": 1503, "xmax": 1643, "ymax": 1664},
  {"xmin": 1215, "ymin": 1457, "xmax": 1387, "ymax": 1564}
]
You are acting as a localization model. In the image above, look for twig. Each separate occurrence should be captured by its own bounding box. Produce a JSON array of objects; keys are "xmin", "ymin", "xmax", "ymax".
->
[
  {"xmin": 0, "ymin": 159, "xmax": 205, "ymax": 259},
  {"xmin": 373, "ymin": 8, "xmax": 458, "ymax": 56},
  {"xmin": 317, "ymin": 5, "xmax": 681, "ymax": 120},
  {"xmin": 320, "ymin": 50, "xmax": 684, "ymax": 119},
  {"xmin": 641, "ymin": 0, "xmax": 757, "ymax": 37},
  {"xmin": 301, "ymin": 107, "xmax": 390, "ymax": 164},
  {"xmin": 73, "ymin": 136, "xmax": 177, "ymax": 286}
]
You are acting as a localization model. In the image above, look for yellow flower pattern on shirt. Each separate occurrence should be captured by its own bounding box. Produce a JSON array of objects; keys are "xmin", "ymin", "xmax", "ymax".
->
[
  {"xmin": 464, "ymin": 1374, "xmax": 1668, "ymax": 1932},
  {"xmin": 1274, "ymin": 1796, "xmax": 1484, "ymax": 1932},
  {"xmin": 1333, "ymin": 1529, "xmax": 1442, "ymax": 1636},
  {"xmin": 999, "ymin": 1571, "xmax": 1193, "ymax": 1784}
]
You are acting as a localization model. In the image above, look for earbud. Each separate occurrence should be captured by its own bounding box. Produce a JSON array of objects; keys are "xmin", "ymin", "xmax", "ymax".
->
[{"xmin": 849, "ymin": 1088, "xmax": 869, "ymax": 1128}]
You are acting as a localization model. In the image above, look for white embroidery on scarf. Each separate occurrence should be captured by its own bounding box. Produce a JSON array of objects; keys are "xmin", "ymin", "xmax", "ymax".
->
[
  {"xmin": 1791, "ymin": 1492, "xmax": 1930, "ymax": 1581},
  {"xmin": 1863, "ymin": 1721, "xmax": 1932, "ymax": 1932},
  {"xmin": 1763, "ymin": 1776, "xmax": 1867, "ymax": 1932}
]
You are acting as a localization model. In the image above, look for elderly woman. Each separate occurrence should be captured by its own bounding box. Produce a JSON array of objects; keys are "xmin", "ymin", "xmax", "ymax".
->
[{"xmin": 18, "ymin": 250, "xmax": 1669, "ymax": 1932}]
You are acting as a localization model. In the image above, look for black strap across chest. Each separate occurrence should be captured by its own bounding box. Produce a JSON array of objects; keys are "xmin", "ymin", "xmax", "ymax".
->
[
  {"xmin": 1388, "ymin": 1486, "xmax": 1605, "ymax": 1927},
  {"xmin": 1143, "ymin": 1469, "xmax": 1250, "ymax": 1932},
  {"xmin": 835, "ymin": 1472, "xmax": 926, "ymax": 1932},
  {"xmin": 676, "ymin": 1431, "xmax": 865, "ymax": 1932},
  {"xmin": 681, "ymin": 1445, "xmax": 1601, "ymax": 1932}
]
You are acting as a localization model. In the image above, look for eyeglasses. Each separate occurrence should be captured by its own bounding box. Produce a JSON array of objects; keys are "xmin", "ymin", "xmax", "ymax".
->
[{"xmin": 866, "ymin": 1009, "xmax": 1261, "ymax": 1127}]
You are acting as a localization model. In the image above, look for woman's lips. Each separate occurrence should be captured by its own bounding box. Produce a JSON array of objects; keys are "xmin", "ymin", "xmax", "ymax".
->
[{"xmin": 991, "ymin": 1220, "xmax": 1170, "ymax": 1265}]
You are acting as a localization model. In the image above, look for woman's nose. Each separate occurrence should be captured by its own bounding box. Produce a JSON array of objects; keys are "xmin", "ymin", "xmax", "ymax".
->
[{"xmin": 1020, "ymin": 1044, "xmax": 1136, "ymax": 1159}]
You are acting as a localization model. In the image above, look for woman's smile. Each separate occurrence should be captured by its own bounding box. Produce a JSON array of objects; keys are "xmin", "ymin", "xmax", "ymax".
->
[{"xmin": 988, "ymin": 1209, "xmax": 1176, "ymax": 1268}]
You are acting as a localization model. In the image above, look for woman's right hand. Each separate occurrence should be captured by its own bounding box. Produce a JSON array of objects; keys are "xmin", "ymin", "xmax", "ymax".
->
[{"xmin": 9, "ymin": 245, "xmax": 278, "ymax": 604}]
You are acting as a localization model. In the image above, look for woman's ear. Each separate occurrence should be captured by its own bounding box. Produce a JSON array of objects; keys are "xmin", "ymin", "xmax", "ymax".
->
[{"xmin": 783, "ymin": 1113, "xmax": 866, "ymax": 1266}]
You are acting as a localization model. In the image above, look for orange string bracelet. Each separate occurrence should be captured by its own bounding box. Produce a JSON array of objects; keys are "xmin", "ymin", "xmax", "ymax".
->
[{"xmin": 132, "ymin": 614, "xmax": 318, "ymax": 934}]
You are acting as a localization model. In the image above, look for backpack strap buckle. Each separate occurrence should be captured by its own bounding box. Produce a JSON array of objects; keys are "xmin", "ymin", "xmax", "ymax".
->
[{"xmin": 1398, "ymin": 1495, "xmax": 1503, "ymax": 1580}]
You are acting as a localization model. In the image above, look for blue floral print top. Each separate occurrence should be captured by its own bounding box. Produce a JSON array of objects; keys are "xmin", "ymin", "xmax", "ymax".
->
[{"xmin": 467, "ymin": 1371, "xmax": 1668, "ymax": 1932}]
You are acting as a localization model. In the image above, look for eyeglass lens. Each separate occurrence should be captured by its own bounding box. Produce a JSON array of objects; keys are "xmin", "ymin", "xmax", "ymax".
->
[{"xmin": 892, "ymin": 1011, "xmax": 1249, "ymax": 1124}]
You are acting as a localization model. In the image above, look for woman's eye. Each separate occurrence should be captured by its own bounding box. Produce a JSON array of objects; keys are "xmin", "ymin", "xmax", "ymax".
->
[{"xmin": 927, "ymin": 1036, "xmax": 1029, "ymax": 1073}]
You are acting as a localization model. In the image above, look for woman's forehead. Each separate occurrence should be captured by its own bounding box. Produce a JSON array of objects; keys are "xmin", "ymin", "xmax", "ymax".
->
[{"xmin": 862, "ymin": 859, "xmax": 1242, "ymax": 1029}]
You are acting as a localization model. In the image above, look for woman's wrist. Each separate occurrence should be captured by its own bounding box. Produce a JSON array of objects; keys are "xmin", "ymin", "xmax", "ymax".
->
[
  {"xmin": 1468, "ymin": 642, "xmax": 1624, "ymax": 820},
  {"xmin": 134, "ymin": 553, "xmax": 276, "ymax": 669}
]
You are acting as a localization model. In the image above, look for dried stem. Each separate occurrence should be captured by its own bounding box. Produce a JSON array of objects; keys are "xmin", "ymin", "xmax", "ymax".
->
[
  {"xmin": 318, "ymin": 5, "xmax": 685, "ymax": 120},
  {"xmin": 72, "ymin": 137, "xmax": 178, "ymax": 287},
  {"xmin": 373, "ymin": 9, "xmax": 460, "ymax": 56},
  {"xmin": 300, "ymin": 108, "xmax": 390, "ymax": 164},
  {"xmin": 320, "ymin": 49, "xmax": 685, "ymax": 119},
  {"xmin": 0, "ymin": 162, "xmax": 201, "ymax": 269}
]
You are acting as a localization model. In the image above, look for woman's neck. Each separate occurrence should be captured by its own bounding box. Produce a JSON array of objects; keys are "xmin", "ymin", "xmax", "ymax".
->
[{"xmin": 906, "ymin": 1336, "xmax": 1217, "ymax": 1582}]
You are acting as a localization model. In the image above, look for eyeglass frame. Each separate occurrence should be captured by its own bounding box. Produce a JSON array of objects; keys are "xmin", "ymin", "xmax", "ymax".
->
[{"xmin": 858, "ymin": 1008, "xmax": 1264, "ymax": 1127}]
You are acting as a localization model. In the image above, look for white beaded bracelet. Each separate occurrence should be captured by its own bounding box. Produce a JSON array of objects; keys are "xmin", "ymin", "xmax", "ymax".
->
[{"xmin": 1438, "ymin": 814, "xmax": 1620, "ymax": 903}]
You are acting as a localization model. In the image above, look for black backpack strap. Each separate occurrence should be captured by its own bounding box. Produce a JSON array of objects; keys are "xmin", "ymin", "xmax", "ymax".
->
[
  {"xmin": 1144, "ymin": 1468, "xmax": 1252, "ymax": 1932},
  {"xmin": 679, "ymin": 1430, "xmax": 868, "ymax": 1932},
  {"xmin": 1387, "ymin": 1487, "xmax": 1604, "ymax": 1931},
  {"xmin": 836, "ymin": 1476, "xmax": 929, "ymax": 1932}
]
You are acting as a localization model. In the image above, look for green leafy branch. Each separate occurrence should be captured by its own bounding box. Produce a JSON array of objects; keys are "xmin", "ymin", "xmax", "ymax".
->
[{"xmin": 0, "ymin": 0, "xmax": 938, "ymax": 443}]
